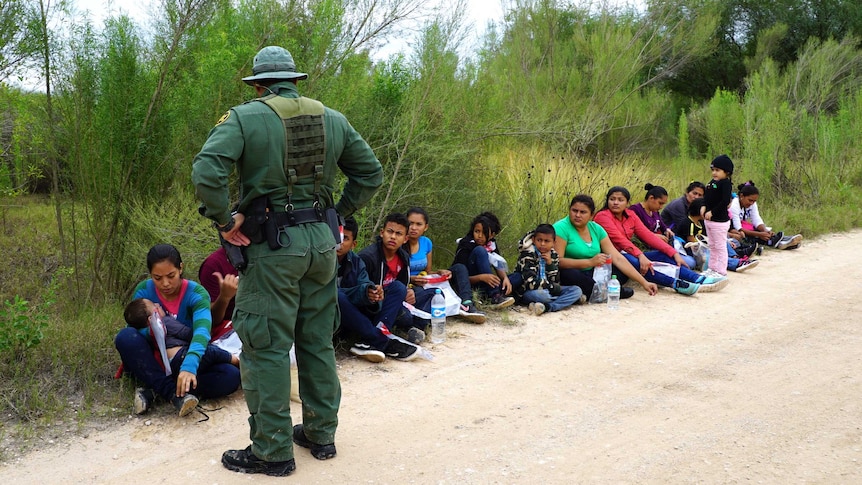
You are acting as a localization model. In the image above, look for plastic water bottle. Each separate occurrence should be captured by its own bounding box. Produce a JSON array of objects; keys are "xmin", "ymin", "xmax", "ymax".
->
[
  {"xmin": 430, "ymin": 289, "xmax": 446, "ymax": 344},
  {"xmin": 607, "ymin": 275, "xmax": 621, "ymax": 310}
]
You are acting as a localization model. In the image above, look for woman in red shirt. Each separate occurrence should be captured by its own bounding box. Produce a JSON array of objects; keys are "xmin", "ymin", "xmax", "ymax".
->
[{"xmin": 593, "ymin": 186, "xmax": 728, "ymax": 295}]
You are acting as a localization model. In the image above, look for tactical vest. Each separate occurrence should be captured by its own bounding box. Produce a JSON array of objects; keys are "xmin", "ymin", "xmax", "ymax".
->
[{"xmin": 259, "ymin": 94, "xmax": 327, "ymax": 214}]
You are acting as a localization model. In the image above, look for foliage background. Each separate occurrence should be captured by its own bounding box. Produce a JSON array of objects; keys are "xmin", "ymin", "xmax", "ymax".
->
[{"xmin": 2, "ymin": 0, "xmax": 862, "ymax": 455}]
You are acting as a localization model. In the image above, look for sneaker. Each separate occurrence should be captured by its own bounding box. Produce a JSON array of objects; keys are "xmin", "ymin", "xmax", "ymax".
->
[
  {"xmin": 134, "ymin": 388, "xmax": 155, "ymax": 415},
  {"xmin": 384, "ymin": 339, "xmax": 421, "ymax": 361},
  {"xmin": 171, "ymin": 393, "xmax": 199, "ymax": 417},
  {"xmin": 766, "ymin": 231, "xmax": 784, "ymax": 247},
  {"xmin": 293, "ymin": 424, "xmax": 337, "ymax": 460},
  {"xmin": 776, "ymin": 234, "xmax": 803, "ymax": 250},
  {"xmin": 458, "ymin": 301, "xmax": 486, "ymax": 324},
  {"xmin": 222, "ymin": 446, "xmax": 296, "ymax": 476},
  {"xmin": 489, "ymin": 294, "xmax": 515, "ymax": 310},
  {"xmin": 528, "ymin": 302, "xmax": 546, "ymax": 316},
  {"xmin": 698, "ymin": 270, "xmax": 727, "ymax": 286},
  {"xmin": 578, "ymin": 294, "xmax": 587, "ymax": 304},
  {"xmin": 620, "ymin": 287, "xmax": 634, "ymax": 299},
  {"xmin": 734, "ymin": 259, "xmax": 759, "ymax": 273},
  {"xmin": 349, "ymin": 343, "xmax": 385, "ymax": 363},
  {"xmin": 674, "ymin": 280, "xmax": 700, "ymax": 296},
  {"xmin": 697, "ymin": 277, "xmax": 729, "ymax": 293},
  {"xmin": 406, "ymin": 327, "xmax": 426, "ymax": 344},
  {"xmin": 736, "ymin": 243, "xmax": 757, "ymax": 258}
]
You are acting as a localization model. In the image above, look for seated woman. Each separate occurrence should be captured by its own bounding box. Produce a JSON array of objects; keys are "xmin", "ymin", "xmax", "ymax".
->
[
  {"xmin": 114, "ymin": 244, "xmax": 241, "ymax": 416},
  {"xmin": 593, "ymin": 186, "xmax": 729, "ymax": 295},
  {"xmin": 661, "ymin": 181, "xmax": 705, "ymax": 232},
  {"xmin": 553, "ymin": 194, "xmax": 659, "ymax": 300},
  {"xmin": 630, "ymin": 183, "xmax": 675, "ymax": 244},
  {"xmin": 730, "ymin": 181, "xmax": 802, "ymax": 250}
]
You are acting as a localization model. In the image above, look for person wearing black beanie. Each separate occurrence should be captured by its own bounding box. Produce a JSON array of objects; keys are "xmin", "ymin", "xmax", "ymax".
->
[
  {"xmin": 711, "ymin": 154, "xmax": 734, "ymax": 175},
  {"xmin": 701, "ymin": 154, "xmax": 735, "ymax": 276}
]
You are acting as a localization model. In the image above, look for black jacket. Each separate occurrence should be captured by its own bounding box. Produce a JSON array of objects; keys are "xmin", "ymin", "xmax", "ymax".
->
[{"xmin": 358, "ymin": 236, "xmax": 411, "ymax": 289}]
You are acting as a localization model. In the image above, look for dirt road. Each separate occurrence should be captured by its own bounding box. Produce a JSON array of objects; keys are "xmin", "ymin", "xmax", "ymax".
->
[{"xmin": 2, "ymin": 231, "xmax": 860, "ymax": 484}]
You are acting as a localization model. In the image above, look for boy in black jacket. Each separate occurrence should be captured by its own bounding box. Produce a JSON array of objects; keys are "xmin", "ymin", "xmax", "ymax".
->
[{"xmin": 340, "ymin": 216, "xmax": 419, "ymax": 362}]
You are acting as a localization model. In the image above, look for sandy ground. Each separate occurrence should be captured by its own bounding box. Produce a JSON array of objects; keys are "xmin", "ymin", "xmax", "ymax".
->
[{"xmin": 2, "ymin": 230, "xmax": 861, "ymax": 484}]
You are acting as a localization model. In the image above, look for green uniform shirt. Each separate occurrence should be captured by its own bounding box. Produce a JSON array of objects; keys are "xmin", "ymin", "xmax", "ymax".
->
[{"xmin": 192, "ymin": 82, "xmax": 383, "ymax": 225}]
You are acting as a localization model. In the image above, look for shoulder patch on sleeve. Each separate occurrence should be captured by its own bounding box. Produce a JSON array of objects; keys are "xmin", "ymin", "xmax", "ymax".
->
[{"xmin": 216, "ymin": 111, "xmax": 230, "ymax": 126}]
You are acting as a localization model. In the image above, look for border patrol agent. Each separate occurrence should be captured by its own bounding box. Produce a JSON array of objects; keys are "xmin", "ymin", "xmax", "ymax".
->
[{"xmin": 192, "ymin": 46, "xmax": 383, "ymax": 477}]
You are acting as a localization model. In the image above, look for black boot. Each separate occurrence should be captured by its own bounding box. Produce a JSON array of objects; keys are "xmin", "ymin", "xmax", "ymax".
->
[{"xmin": 222, "ymin": 446, "xmax": 296, "ymax": 476}]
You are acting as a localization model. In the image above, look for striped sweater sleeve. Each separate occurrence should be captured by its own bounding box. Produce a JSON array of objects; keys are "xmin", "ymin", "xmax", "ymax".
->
[{"xmin": 180, "ymin": 282, "xmax": 213, "ymax": 375}]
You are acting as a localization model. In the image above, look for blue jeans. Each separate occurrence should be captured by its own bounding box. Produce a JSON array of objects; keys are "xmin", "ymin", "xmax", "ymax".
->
[
  {"xmin": 522, "ymin": 285, "xmax": 582, "ymax": 312},
  {"xmin": 447, "ymin": 263, "xmax": 473, "ymax": 302},
  {"xmin": 642, "ymin": 251, "xmax": 704, "ymax": 283},
  {"xmin": 621, "ymin": 252, "xmax": 702, "ymax": 289},
  {"xmin": 115, "ymin": 327, "xmax": 240, "ymax": 401},
  {"xmin": 337, "ymin": 280, "xmax": 406, "ymax": 351},
  {"xmin": 467, "ymin": 246, "xmax": 504, "ymax": 297}
]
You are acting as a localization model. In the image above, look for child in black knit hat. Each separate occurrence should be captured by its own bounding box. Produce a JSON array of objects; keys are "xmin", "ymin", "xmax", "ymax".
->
[{"xmin": 700, "ymin": 155, "xmax": 734, "ymax": 276}]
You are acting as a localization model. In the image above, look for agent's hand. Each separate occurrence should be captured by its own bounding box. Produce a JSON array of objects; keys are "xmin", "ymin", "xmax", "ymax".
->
[
  {"xmin": 412, "ymin": 274, "xmax": 428, "ymax": 286},
  {"xmin": 176, "ymin": 371, "xmax": 197, "ymax": 397},
  {"xmin": 405, "ymin": 288, "xmax": 416, "ymax": 305},
  {"xmin": 222, "ymin": 213, "xmax": 250, "ymax": 246}
]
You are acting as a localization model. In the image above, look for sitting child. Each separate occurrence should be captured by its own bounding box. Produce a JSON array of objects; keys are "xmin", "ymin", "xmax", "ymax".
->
[
  {"xmin": 358, "ymin": 212, "xmax": 430, "ymax": 345},
  {"xmin": 124, "ymin": 298, "xmax": 239, "ymax": 369},
  {"xmin": 514, "ymin": 224, "xmax": 584, "ymax": 315},
  {"xmin": 337, "ymin": 216, "xmax": 420, "ymax": 363},
  {"xmin": 452, "ymin": 212, "xmax": 515, "ymax": 309},
  {"xmin": 405, "ymin": 207, "xmax": 485, "ymax": 324}
]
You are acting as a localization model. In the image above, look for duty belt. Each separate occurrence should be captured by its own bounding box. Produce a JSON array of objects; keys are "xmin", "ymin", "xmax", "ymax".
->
[{"xmin": 271, "ymin": 207, "xmax": 331, "ymax": 228}]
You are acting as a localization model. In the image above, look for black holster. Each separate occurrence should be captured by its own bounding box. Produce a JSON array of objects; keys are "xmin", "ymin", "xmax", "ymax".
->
[
  {"xmin": 219, "ymin": 233, "xmax": 247, "ymax": 271},
  {"xmin": 240, "ymin": 196, "xmax": 269, "ymax": 245}
]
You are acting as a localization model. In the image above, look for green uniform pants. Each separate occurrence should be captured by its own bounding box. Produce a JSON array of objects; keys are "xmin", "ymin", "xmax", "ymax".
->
[{"xmin": 233, "ymin": 222, "xmax": 341, "ymax": 462}]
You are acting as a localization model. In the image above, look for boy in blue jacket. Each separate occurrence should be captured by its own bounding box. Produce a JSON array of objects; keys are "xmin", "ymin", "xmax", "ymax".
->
[{"xmin": 337, "ymin": 217, "xmax": 419, "ymax": 363}]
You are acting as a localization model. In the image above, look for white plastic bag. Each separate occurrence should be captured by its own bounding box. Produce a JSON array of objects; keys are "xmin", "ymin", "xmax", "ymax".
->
[
  {"xmin": 589, "ymin": 262, "xmax": 612, "ymax": 303},
  {"xmin": 377, "ymin": 316, "xmax": 434, "ymax": 361},
  {"xmin": 686, "ymin": 234, "xmax": 710, "ymax": 271},
  {"xmin": 212, "ymin": 328, "xmax": 242, "ymax": 355},
  {"xmin": 148, "ymin": 311, "xmax": 172, "ymax": 376},
  {"xmin": 651, "ymin": 261, "xmax": 680, "ymax": 281},
  {"xmin": 423, "ymin": 279, "xmax": 461, "ymax": 316}
]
